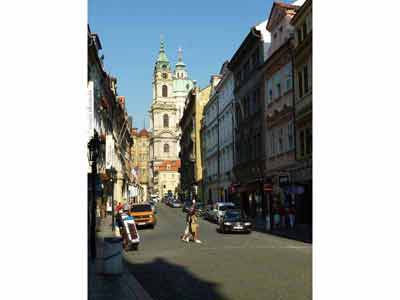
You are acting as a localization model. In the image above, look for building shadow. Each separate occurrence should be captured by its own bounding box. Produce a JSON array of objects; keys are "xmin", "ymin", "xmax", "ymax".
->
[
  {"xmin": 252, "ymin": 222, "xmax": 312, "ymax": 244},
  {"xmin": 125, "ymin": 257, "xmax": 229, "ymax": 300}
]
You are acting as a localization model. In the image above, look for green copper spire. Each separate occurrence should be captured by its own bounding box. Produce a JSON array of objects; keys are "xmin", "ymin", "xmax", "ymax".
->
[
  {"xmin": 157, "ymin": 35, "xmax": 169, "ymax": 63},
  {"xmin": 175, "ymin": 47, "xmax": 186, "ymax": 68}
]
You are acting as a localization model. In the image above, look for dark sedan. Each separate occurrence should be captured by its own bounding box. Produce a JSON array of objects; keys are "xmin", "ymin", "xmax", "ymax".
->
[{"xmin": 219, "ymin": 210, "xmax": 252, "ymax": 234}]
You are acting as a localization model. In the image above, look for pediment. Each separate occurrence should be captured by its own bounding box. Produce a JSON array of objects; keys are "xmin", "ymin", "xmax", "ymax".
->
[{"xmin": 156, "ymin": 129, "xmax": 176, "ymax": 138}]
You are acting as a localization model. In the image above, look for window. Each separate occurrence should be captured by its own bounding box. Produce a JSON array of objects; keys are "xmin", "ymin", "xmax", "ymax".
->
[
  {"xmin": 162, "ymin": 85, "xmax": 168, "ymax": 97},
  {"xmin": 279, "ymin": 26, "xmax": 283, "ymax": 33},
  {"xmin": 300, "ymin": 130, "xmax": 305, "ymax": 157},
  {"xmin": 164, "ymin": 144, "xmax": 169, "ymax": 153},
  {"xmin": 267, "ymin": 80, "xmax": 273, "ymax": 103},
  {"xmin": 276, "ymin": 83, "xmax": 281, "ymax": 98},
  {"xmin": 163, "ymin": 114, "xmax": 169, "ymax": 128},
  {"xmin": 305, "ymin": 127, "xmax": 312, "ymax": 155},
  {"xmin": 162, "ymin": 73, "xmax": 167, "ymax": 79},
  {"xmin": 304, "ymin": 65, "xmax": 309, "ymax": 94},
  {"xmin": 278, "ymin": 128, "xmax": 284, "ymax": 153},
  {"xmin": 162, "ymin": 64, "xmax": 167, "ymax": 70},
  {"xmin": 298, "ymin": 71, "xmax": 303, "ymax": 98},
  {"xmin": 288, "ymin": 121, "xmax": 294, "ymax": 150},
  {"xmin": 186, "ymin": 84, "xmax": 190, "ymax": 90},
  {"xmin": 274, "ymin": 72, "xmax": 281, "ymax": 99},
  {"xmin": 273, "ymin": 32, "xmax": 277, "ymax": 40},
  {"xmin": 284, "ymin": 64, "xmax": 292, "ymax": 92},
  {"xmin": 271, "ymin": 132, "xmax": 276, "ymax": 156}
]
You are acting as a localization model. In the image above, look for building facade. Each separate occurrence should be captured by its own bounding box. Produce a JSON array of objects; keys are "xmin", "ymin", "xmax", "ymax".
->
[
  {"xmin": 291, "ymin": 0, "xmax": 312, "ymax": 227},
  {"xmin": 149, "ymin": 39, "xmax": 194, "ymax": 198},
  {"xmin": 228, "ymin": 22, "xmax": 271, "ymax": 218},
  {"xmin": 179, "ymin": 85, "xmax": 212, "ymax": 202},
  {"xmin": 131, "ymin": 128, "xmax": 151, "ymax": 202},
  {"xmin": 261, "ymin": 1, "xmax": 299, "ymax": 222},
  {"xmin": 88, "ymin": 26, "xmax": 133, "ymax": 218},
  {"xmin": 202, "ymin": 75, "xmax": 221, "ymax": 204},
  {"xmin": 202, "ymin": 62, "xmax": 235, "ymax": 205}
]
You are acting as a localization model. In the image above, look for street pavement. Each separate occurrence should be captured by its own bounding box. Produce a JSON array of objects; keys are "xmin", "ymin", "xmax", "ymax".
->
[{"xmin": 124, "ymin": 203, "xmax": 312, "ymax": 300}]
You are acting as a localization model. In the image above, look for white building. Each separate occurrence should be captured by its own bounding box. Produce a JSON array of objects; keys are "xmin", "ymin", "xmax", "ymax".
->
[
  {"xmin": 202, "ymin": 62, "xmax": 235, "ymax": 204},
  {"xmin": 217, "ymin": 63, "xmax": 235, "ymax": 202},
  {"xmin": 149, "ymin": 39, "xmax": 194, "ymax": 197}
]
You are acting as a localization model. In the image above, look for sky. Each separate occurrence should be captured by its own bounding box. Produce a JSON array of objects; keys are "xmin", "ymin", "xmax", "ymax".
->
[{"xmin": 88, "ymin": 0, "xmax": 280, "ymax": 129}]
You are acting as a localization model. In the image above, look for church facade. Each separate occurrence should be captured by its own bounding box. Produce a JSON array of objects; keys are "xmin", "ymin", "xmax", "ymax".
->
[{"xmin": 149, "ymin": 39, "xmax": 194, "ymax": 198}]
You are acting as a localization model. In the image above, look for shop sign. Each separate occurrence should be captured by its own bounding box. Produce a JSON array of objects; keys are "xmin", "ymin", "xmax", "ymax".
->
[
  {"xmin": 263, "ymin": 183, "xmax": 273, "ymax": 192},
  {"xmin": 87, "ymin": 81, "xmax": 94, "ymax": 139},
  {"xmin": 106, "ymin": 134, "xmax": 114, "ymax": 170}
]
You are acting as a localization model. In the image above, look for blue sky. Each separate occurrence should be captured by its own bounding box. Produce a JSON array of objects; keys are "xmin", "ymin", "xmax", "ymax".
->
[{"xmin": 89, "ymin": 0, "xmax": 276, "ymax": 129}]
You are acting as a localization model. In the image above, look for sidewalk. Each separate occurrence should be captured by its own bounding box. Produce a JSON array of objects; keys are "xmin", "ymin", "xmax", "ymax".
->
[
  {"xmin": 88, "ymin": 216, "xmax": 153, "ymax": 300},
  {"xmin": 253, "ymin": 217, "xmax": 312, "ymax": 243}
]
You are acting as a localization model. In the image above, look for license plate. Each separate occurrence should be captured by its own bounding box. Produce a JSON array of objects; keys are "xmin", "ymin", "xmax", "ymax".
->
[
  {"xmin": 138, "ymin": 222, "xmax": 146, "ymax": 225},
  {"xmin": 234, "ymin": 226, "xmax": 243, "ymax": 229}
]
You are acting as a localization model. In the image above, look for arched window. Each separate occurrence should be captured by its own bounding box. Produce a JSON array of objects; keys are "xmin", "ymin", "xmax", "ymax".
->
[
  {"xmin": 163, "ymin": 114, "xmax": 169, "ymax": 128},
  {"xmin": 162, "ymin": 85, "xmax": 168, "ymax": 97},
  {"xmin": 164, "ymin": 143, "xmax": 169, "ymax": 153}
]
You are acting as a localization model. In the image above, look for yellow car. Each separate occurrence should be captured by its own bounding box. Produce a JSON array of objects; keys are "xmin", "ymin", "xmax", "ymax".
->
[{"xmin": 130, "ymin": 203, "xmax": 156, "ymax": 229}]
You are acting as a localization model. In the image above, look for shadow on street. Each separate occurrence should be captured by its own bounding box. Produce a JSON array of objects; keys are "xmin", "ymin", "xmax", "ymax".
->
[{"xmin": 125, "ymin": 257, "xmax": 229, "ymax": 300}]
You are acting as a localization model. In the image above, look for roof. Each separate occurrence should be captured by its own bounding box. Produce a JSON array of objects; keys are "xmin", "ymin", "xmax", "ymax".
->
[
  {"xmin": 266, "ymin": 1, "xmax": 300, "ymax": 31},
  {"xmin": 157, "ymin": 38, "xmax": 169, "ymax": 63},
  {"xmin": 138, "ymin": 128, "xmax": 150, "ymax": 137},
  {"xmin": 157, "ymin": 160, "xmax": 181, "ymax": 172},
  {"xmin": 290, "ymin": 0, "xmax": 311, "ymax": 25}
]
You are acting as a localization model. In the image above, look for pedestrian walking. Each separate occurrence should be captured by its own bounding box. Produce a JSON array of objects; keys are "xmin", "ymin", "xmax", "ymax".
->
[
  {"xmin": 189, "ymin": 200, "xmax": 202, "ymax": 244},
  {"xmin": 273, "ymin": 207, "xmax": 280, "ymax": 229},
  {"xmin": 181, "ymin": 211, "xmax": 193, "ymax": 243},
  {"xmin": 289, "ymin": 206, "xmax": 296, "ymax": 229},
  {"xmin": 280, "ymin": 206, "xmax": 286, "ymax": 229}
]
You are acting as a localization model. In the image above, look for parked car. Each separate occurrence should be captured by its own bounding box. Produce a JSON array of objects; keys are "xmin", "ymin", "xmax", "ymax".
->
[
  {"xmin": 211, "ymin": 202, "xmax": 236, "ymax": 223},
  {"xmin": 219, "ymin": 209, "xmax": 252, "ymax": 234},
  {"xmin": 129, "ymin": 203, "xmax": 156, "ymax": 229},
  {"xmin": 203, "ymin": 205, "xmax": 215, "ymax": 221},
  {"xmin": 170, "ymin": 199, "xmax": 182, "ymax": 208}
]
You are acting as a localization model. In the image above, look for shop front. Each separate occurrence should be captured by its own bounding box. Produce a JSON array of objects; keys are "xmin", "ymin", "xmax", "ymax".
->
[{"xmin": 236, "ymin": 181, "xmax": 264, "ymax": 220}]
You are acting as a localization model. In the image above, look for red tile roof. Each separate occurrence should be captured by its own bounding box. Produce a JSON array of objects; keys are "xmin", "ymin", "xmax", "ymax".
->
[{"xmin": 138, "ymin": 128, "xmax": 150, "ymax": 137}]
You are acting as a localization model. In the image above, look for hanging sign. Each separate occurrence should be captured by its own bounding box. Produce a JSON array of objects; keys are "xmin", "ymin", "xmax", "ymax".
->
[
  {"xmin": 106, "ymin": 134, "xmax": 114, "ymax": 170},
  {"xmin": 87, "ymin": 81, "xmax": 94, "ymax": 138}
]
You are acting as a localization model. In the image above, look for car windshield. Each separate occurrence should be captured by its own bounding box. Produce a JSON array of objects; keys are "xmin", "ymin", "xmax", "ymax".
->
[
  {"xmin": 219, "ymin": 205, "xmax": 235, "ymax": 211},
  {"xmin": 131, "ymin": 204, "xmax": 152, "ymax": 212},
  {"xmin": 224, "ymin": 211, "xmax": 242, "ymax": 221}
]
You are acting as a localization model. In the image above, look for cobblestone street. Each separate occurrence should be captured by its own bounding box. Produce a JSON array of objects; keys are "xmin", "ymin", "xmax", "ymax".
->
[{"xmin": 124, "ymin": 204, "xmax": 312, "ymax": 300}]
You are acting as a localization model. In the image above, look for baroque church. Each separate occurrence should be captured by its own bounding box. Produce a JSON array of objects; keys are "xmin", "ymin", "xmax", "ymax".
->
[{"xmin": 149, "ymin": 38, "xmax": 194, "ymax": 198}]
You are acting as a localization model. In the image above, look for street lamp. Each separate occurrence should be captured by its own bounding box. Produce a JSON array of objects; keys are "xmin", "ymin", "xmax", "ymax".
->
[{"xmin": 88, "ymin": 131, "xmax": 100, "ymax": 260}]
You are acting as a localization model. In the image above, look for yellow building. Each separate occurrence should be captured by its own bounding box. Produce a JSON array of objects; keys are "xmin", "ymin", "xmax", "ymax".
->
[
  {"xmin": 131, "ymin": 128, "xmax": 151, "ymax": 202},
  {"xmin": 179, "ymin": 84, "xmax": 211, "ymax": 202}
]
